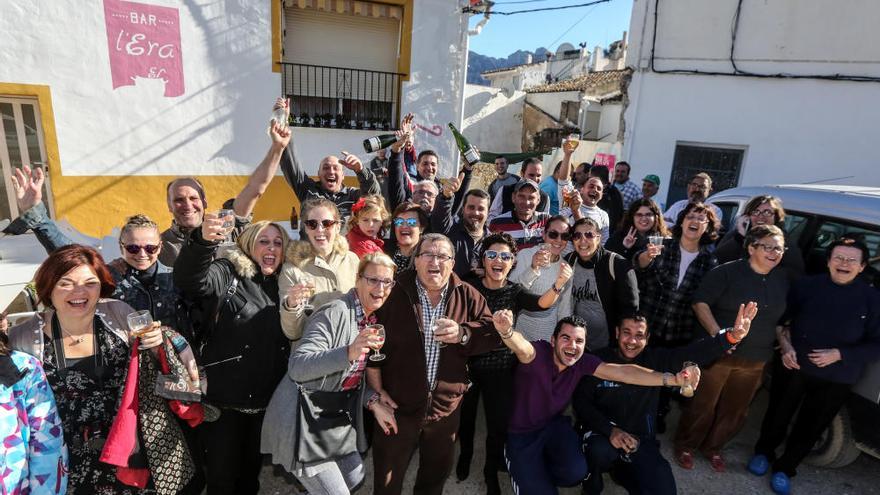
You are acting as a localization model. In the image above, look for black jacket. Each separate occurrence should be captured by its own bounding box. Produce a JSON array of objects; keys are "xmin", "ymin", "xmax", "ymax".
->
[
  {"xmin": 174, "ymin": 229, "xmax": 290, "ymax": 408},
  {"xmin": 431, "ymin": 192, "xmax": 489, "ymax": 278},
  {"xmin": 598, "ymin": 185, "xmax": 624, "ymax": 232},
  {"xmin": 573, "ymin": 334, "xmax": 733, "ymax": 439}
]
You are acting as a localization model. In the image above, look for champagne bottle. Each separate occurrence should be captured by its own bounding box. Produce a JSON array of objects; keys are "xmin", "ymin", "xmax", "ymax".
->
[
  {"xmin": 363, "ymin": 134, "xmax": 398, "ymax": 153},
  {"xmin": 448, "ymin": 123, "xmax": 481, "ymax": 166}
]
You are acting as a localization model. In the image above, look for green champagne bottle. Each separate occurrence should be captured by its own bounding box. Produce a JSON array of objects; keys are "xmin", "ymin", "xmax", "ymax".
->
[
  {"xmin": 362, "ymin": 134, "xmax": 398, "ymax": 153},
  {"xmin": 448, "ymin": 123, "xmax": 481, "ymax": 166}
]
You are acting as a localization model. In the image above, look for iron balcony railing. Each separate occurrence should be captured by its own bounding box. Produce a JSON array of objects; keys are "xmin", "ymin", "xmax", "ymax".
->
[{"xmin": 280, "ymin": 62, "xmax": 405, "ymax": 130}]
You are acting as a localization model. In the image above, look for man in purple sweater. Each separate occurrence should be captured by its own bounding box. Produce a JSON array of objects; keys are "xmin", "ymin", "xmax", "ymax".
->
[{"xmin": 491, "ymin": 312, "xmax": 701, "ymax": 495}]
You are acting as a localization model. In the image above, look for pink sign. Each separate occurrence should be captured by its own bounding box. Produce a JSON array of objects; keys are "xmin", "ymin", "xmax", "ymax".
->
[
  {"xmin": 103, "ymin": 0, "xmax": 185, "ymax": 97},
  {"xmin": 593, "ymin": 153, "xmax": 616, "ymax": 170}
]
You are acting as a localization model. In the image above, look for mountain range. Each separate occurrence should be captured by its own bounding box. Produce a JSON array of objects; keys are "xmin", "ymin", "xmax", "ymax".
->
[{"xmin": 467, "ymin": 48, "xmax": 550, "ymax": 85}]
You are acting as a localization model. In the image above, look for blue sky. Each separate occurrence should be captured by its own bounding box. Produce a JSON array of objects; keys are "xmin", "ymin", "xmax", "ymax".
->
[{"xmin": 467, "ymin": 0, "xmax": 634, "ymax": 58}]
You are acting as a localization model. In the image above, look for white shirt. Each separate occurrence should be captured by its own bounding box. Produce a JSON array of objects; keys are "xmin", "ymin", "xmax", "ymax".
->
[{"xmin": 678, "ymin": 246, "xmax": 700, "ymax": 288}]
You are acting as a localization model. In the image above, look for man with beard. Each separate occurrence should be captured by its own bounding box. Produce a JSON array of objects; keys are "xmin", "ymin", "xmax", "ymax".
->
[
  {"xmin": 487, "ymin": 155, "xmax": 518, "ymax": 201},
  {"xmin": 492, "ymin": 313, "xmax": 700, "ymax": 495},
  {"xmin": 488, "ymin": 179, "xmax": 549, "ymax": 250},
  {"xmin": 664, "ymin": 172, "xmax": 722, "ymax": 226},
  {"xmin": 612, "ymin": 161, "xmax": 642, "ymax": 210},
  {"xmin": 432, "ymin": 185, "xmax": 491, "ymax": 278},
  {"xmin": 574, "ymin": 310, "xmax": 756, "ymax": 494}
]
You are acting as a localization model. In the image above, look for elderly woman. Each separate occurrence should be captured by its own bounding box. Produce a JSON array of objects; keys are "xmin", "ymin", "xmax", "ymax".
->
[
  {"xmin": 174, "ymin": 219, "xmax": 292, "ymax": 495},
  {"xmin": 8, "ymin": 244, "xmax": 165, "ymax": 494},
  {"xmin": 605, "ymin": 198, "xmax": 670, "ymax": 260},
  {"xmin": 384, "ymin": 201, "xmax": 429, "ymax": 273},
  {"xmin": 674, "ymin": 224, "xmax": 789, "ymax": 473},
  {"xmin": 1, "ymin": 331, "xmax": 67, "ymax": 494},
  {"xmin": 715, "ymin": 195, "xmax": 804, "ymax": 278},
  {"xmin": 509, "ymin": 215, "xmax": 573, "ymax": 342},
  {"xmin": 262, "ymin": 253, "xmax": 398, "ymax": 493},
  {"xmin": 748, "ymin": 236, "xmax": 880, "ymax": 495},
  {"xmin": 279, "ymin": 198, "xmax": 360, "ymax": 341}
]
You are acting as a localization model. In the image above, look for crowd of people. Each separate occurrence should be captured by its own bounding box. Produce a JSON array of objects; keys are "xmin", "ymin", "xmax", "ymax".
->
[{"xmin": 2, "ymin": 102, "xmax": 879, "ymax": 495}]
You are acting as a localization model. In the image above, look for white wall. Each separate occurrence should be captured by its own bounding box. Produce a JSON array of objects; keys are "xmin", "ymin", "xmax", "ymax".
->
[
  {"xmin": 525, "ymin": 91, "xmax": 580, "ymax": 120},
  {"xmin": 624, "ymin": 0, "xmax": 880, "ymax": 201},
  {"xmin": 597, "ymin": 103, "xmax": 622, "ymax": 142},
  {"xmin": 462, "ymin": 84, "xmax": 524, "ymax": 152}
]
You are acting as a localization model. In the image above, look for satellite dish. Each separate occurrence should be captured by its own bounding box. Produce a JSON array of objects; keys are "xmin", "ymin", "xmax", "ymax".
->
[{"xmin": 556, "ymin": 43, "xmax": 575, "ymax": 55}]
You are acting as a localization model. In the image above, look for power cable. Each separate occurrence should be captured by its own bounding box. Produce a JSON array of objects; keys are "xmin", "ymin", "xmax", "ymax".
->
[
  {"xmin": 545, "ymin": 5, "xmax": 598, "ymax": 52},
  {"xmin": 464, "ymin": 0, "xmax": 610, "ymax": 16}
]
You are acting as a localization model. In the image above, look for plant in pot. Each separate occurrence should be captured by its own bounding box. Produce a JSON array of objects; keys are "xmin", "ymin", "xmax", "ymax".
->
[{"xmin": 321, "ymin": 113, "xmax": 333, "ymax": 128}]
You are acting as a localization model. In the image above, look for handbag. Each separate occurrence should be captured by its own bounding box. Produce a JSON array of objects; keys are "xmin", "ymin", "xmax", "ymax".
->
[{"xmin": 294, "ymin": 386, "xmax": 360, "ymax": 463}]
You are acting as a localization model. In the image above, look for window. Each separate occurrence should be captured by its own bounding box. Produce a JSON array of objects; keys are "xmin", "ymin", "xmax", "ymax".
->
[
  {"xmin": 560, "ymin": 101, "xmax": 579, "ymax": 125},
  {"xmin": 0, "ymin": 96, "xmax": 54, "ymax": 220},
  {"xmin": 668, "ymin": 143, "xmax": 745, "ymax": 206},
  {"xmin": 804, "ymin": 218, "xmax": 880, "ymax": 285}
]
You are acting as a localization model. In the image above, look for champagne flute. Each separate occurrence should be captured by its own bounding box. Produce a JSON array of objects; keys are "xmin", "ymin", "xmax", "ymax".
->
[
  {"xmin": 218, "ymin": 208, "xmax": 235, "ymax": 246},
  {"xmin": 299, "ymin": 273, "xmax": 316, "ymax": 316},
  {"xmin": 127, "ymin": 310, "xmax": 153, "ymax": 340},
  {"xmin": 368, "ymin": 324, "xmax": 386, "ymax": 362},
  {"xmin": 680, "ymin": 361, "xmax": 699, "ymax": 397}
]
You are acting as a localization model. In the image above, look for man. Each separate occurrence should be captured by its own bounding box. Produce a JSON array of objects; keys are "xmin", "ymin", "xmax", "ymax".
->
[
  {"xmin": 589, "ymin": 166, "xmax": 624, "ymax": 231},
  {"xmin": 161, "ymin": 119, "xmax": 292, "ymax": 266},
  {"xmin": 573, "ymin": 311, "xmax": 755, "ymax": 494},
  {"xmin": 487, "ymin": 158, "xmax": 550, "ymax": 222},
  {"xmin": 613, "ymin": 161, "xmax": 642, "ymax": 210},
  {"xmin": 491, "ymin": 313, "xmax": 699, "ymax": 495},
  {"xmin": 368, "ymin": 147, "xmax": 390, "ymax": 197},
  {"xmin": 664, "ymin": 172, "xmax": 722, "ymax": 226},
  {"xmin": 280, "ymin": 150, "xmax": 379, "ymax": 222},
  {"xmin": 540, "ymin": 161, "xmax": 564, "ymax": 215},
  {"xmin": 368, "ymin": 234, "xmax": 500, "ymax": 495},
  {"xmin": 573, "ymin": 162, "xmax": 590, "ymax": 187},
  {"xmin": 641, "ymin": 174, "xmax": 663, "ymax": 209},
  {"xmin": 488, "ymin": 179, "xmax": 549, "ymax": 250},
  {"xmin": 431, "ymin": 185, "xmax": 491, "ymax": 278},
  {"xmin": 487, "ymin": 155, "xmax": 518, "ymax": 201},
  {"xmin": 559, "ymin": 177, "xmax": 611, "ymax": 242}
]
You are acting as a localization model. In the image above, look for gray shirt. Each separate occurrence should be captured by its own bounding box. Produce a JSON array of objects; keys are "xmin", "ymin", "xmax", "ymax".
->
[{"xmin": 571, "ymin": 264, "xmax": 609, "ymax": 352}]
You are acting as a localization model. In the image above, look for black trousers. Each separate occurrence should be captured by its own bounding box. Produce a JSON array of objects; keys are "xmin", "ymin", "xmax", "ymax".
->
[
  {"xmin": 200, "ymin": 409, "xmax": 265, "ymax": 495},
  {"xmin": 753, "ymin": 360, "xmax": 851, "ymax": 477},
  {"xmin": 584, "ymin": 435, "xmax": 676, "ymax": 495},
  {"xmin": 457, "ymin": 355, "xmax": 515, "ymax": 478}
]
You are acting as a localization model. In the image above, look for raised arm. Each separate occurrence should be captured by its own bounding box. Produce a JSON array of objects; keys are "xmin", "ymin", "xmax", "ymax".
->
[
  {"xmin": 6, "ymin": 166, "xmax": 74, "ymax": 252},
  {"xmin": 492, "ymin": 309, "xmax": 536, "ymax": 364},
  {"xmin": 339, "ymin": 151, "xmax": 381, "ymax": 196},
  {"xmin": 555, "ymin": 136, "xmax": 576, "ymax": 182},
  {"xmin": 233, "ymin": 121, "xmax": 290, "ymax": 218},
  {"xmin": 430, "ymin": 182, "xmax": 455, "ymax": 235}
]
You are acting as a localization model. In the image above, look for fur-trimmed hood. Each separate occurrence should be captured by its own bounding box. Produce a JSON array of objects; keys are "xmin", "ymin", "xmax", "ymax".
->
[
  {"xmin": 285, "ymin": 236, "xmax": 351, "ymax": 269},
  {"xmin": 220, "ymin": 246, "xmax": 262, "ymax": 279}
]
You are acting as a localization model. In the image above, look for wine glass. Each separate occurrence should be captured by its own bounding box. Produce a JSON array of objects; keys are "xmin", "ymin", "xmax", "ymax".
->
[
  {"xmin": 432, "ymin": 322, "xmax": 446, "ymax": 349},
  {"xmin": 127, "ymin": 310, "xmax": 153, "ymax": 340},
  {"xmin": 299, "ymin": 273, "xmax": 316, "ymax": 316},
  {"xmin": 368, "ymin": 324, "xmax": 386, "ymax": 362},
  {"xmin": 218, "ymin": 208, "xmax": 236, "ymax": 246}
]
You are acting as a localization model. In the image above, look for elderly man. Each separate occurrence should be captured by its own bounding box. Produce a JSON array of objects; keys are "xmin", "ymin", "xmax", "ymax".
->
[
  {"xmin": 487, "ymin": 158, "xmax": 549, "ymax": 222},
  {"xmin": 663, "ymin": 172, "xmax": 722, "ymax": 226},
  {"xmin": 641, "ymin": 174, "xmax": 663, "ymax": 209},
  {"xmin": 488, "ymin": 179, "xmax": 549, "ymax": 250},
  {"xmin": 613, "ymin": 161, "xmax": 642, "ymax": 210},
  {"xmin": 367, "ymin": 233, "xmax": 500, "ymax": 495}
]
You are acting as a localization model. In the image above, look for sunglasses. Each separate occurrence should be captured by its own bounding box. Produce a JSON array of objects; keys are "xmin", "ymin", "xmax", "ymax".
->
[
  {"xmin": 393, "ymin": 217, "xmax": 419, "ymax": 228},
  {"xmin": 546, "ymin": 230, "xmax": 570, "ymax": 241},
  {"xmin": 122, "ymin": 244, "xmax": 160, "ymax": 255},
  {"xmin": 484, "ymin": 250, "xmax": 515, "ymax": 262},
  {"xmin": 304, "ymin": 219, "xmax": 338, "ymax": 230},
  {"xmin": 571, "ymin": 231, "xmax": 599, "ymax": 241}
]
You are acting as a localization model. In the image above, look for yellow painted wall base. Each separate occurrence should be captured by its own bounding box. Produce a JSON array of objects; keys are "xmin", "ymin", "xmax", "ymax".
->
[{"xmin": 51, "ymin": 175, "xmax": 358, "ymax": 237}]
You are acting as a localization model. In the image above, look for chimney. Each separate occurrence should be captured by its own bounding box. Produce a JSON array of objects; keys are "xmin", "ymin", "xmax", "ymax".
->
[{"xmin": 525, "ymin": 53, "xmax": 533, "ymax": 64}]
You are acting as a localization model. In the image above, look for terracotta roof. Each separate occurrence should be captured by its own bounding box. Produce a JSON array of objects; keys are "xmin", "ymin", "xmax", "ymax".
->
[{"xmin": 525, "ymin": 69, "xmax": 631, "ymax": 94}]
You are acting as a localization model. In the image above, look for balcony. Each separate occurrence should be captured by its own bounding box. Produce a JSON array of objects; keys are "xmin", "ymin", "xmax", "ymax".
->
[{"xmin": 281, "ymin": 62, "xmax": 405, "ymax": 131}]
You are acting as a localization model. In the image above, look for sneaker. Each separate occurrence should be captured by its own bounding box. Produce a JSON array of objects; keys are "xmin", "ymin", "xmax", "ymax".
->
[
  {"xmin": 675, "ymin": 450, "xmax": 695, "ymax": 470},
  {"xmin": 770, "ymin": 472, "xmax": 791, "ymax": 495},
  {"xmin": 709, "ymin": 453, "xmax": 726, "ymax": 473},
  {"xmin": 748, "ymin": 454, "xmax": 770, "ymax": 476}
]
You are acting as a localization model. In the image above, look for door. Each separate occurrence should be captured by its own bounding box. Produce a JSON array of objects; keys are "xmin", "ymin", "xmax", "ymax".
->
[
  {"xmin": 0, "ymin": 96, "xmax": 54, "ymax": 220},
  {"xmin": 667, "ymin": 143, "xmax": 745, "ymax": 207}
]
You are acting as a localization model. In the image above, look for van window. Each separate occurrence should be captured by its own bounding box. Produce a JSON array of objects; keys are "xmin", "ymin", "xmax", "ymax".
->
[
  {"xmin": 805, "ymin": 218, "xmax": 880, "ymax": 284},
  {"xmin": 782, "ymin": 212, "xmax": 809, "ymax": 246},
  {"xmin": 712, "ymin": 201, "xmax": 741, "ymax": 235}
]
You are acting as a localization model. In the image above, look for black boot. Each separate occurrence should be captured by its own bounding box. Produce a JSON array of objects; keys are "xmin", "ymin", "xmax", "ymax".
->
[
  {"xmin": 485, "ymin": 470, "xmax": 501, "ymax": 495},
  {"xmin": 456, "ymin": 452, "xmax": 472, "ymax": 481}
]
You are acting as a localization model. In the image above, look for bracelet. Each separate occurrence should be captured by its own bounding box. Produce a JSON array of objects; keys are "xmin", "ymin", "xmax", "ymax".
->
[
  {"xmin": 552, "ymin": 284, "xmax": 563, "ymax": 294},
  {"xmin": 366, "ymin": 392, "xmax": 381, "ymax": 410},
  {"xmin": 661, "ymin": 372, "xmax": 672, "ymax": 387},
  {"xmin": 500, "ymin": 328, "xmax": 514, "ymax": 340}
]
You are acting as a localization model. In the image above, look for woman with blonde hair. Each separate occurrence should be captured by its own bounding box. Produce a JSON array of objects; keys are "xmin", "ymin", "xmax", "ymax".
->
[
  {"xmin": 346, "ymin": 194, "xmax": 391, "ymax": 258},
  {"xmin": 174, "ymin": 218, "xmax": 292, "ymax": 495},
  {"xmin": 279, "ymin": 198, "xmax": 360, "ymax": 340}
]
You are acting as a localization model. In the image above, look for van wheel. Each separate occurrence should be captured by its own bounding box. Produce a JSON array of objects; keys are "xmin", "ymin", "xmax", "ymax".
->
[{"xmin": 805, "ymin": 409, "xmax": 861, "ymax": 468}]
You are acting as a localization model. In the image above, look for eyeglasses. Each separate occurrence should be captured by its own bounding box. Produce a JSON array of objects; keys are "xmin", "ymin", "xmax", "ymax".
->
[
  {"xmin": 750, "ymin": 209, "xmax": 776, "ymax": 218},
  {"xmin": 688, "ymin": 182, "xmax": 710, "ymax": 191},
  {"xmin": 831, "ymin": 254, "xmax": 861, "ymax": 265},
  {"xmin": 393, "ymin": 217, "xmax": 419, "ymax": 228},
  {"xmin": 122, "ymin": 244, "xmax": 160, "ymax": 255},
  {"xmin": 634, "ymin": 213, "xmax": 655, "ymax": 219},
  {"xmin": 752, "ymin": 243, "xmax": 786, "ymax": 255},
  {"xmin": 545, "ymin": 230, "xmax": 570, "ymax": 241},
  {"xmin": 361, "ymin": 276, "xmax": 396, "ymax": 289},
  {"xmin": 417, "ymin": 252, "xmax": 453, "ymax": 263},
  {"xmin": 684, "ymin": 214, "xmax": 709, "ymax": 223},
  {"xmin": 571, "ymin": 231, "xmax": 599, "ymax": 241},
  {"xmin": 484, "ymin": 250, "xmax": 515, "ymax": 262},
  {"xmin": 304, "ymin": 219, "xmax": 338, "ymax": 230}
]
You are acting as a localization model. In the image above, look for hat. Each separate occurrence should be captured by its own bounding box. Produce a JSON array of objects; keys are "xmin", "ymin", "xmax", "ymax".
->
[
  {"xmin": 513, "ymin": 178, "xmax": 540, "ymax": 193},
  {"xmin": 643, "ymin": 174, "xmax": 661, "ymax": 186}
]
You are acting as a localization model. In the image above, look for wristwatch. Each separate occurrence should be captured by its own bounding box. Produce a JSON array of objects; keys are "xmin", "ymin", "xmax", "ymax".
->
[{"xmin": 459, "ymin": 327, "xmax": 470, "ymax": 345}]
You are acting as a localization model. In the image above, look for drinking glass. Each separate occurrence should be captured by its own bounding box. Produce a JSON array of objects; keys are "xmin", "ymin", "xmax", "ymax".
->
[
  {"xmin": 680, "ymin": 361, "xmax": 699, "ymax": 397},
  {"xmin": 563, "ymin": 133, "xmax": 580, "ymax": 152},
  {"xmin": 538, "ymin": 243, "xmax": 552, "ymax": 268},
  {"xmin": 127, "ymin": 310, "xmax": 153, "ymax": 339},
  {"xmin": 648, "ymin": 235, "xmax": 664, "ymax": 246},
  {"xmin": 218, "ymin": 209, "xmax": 236, "ymax": 246},
  {"xmin": 368, "ymin": 324, "xmax": 386, "ymax": 362},
  {"xmin": 619, "ymin": 436, "xmax": 641, "ymax": 463},
  {"xmin": 432, "ymin": 322, "xmax": 447, "ymax": 349},
  {"xmin": 562, "ymin": 183, "xmax": 576, "ymax": 207},
  {"xmin": 299, "ymin": 273, "xmax": 316, "ymax": 315}
]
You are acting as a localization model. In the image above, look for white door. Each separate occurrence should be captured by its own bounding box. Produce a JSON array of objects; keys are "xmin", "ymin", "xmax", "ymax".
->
[{"xmin": 0, "ymin": 96, "xmax": 55, "ymax": 221}]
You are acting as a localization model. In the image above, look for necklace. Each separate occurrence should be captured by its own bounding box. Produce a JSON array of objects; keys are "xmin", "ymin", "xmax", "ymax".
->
[{"xmin": 61, "ymin": 327, "xmax": 89, "ymax": 345}]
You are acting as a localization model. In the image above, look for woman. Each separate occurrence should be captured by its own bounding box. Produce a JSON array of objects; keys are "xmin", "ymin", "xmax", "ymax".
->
[
  {"xmin": 262, "ymin": 253, "xmax": 399, "ymax": 493},
  {"xmin": 457, "ymin": 233, "xmax": 573, "ymax": 493},
  {"xmin": 748, "ymin": 236, "xmax": 880, "ymax": 495},
  {"xmin": 173, "ymin": 219, "xmax": 292, "ymax": 495},
  {"xmin": 384, "ymin": 201, "xmax": 429, "ymax": 273},
  {"xmin": 279, "ymin": 198, "xmax": 360, "ymax": 341},
  {"xmin": 8, "ymin": 244, "xmax": 165, "ymax": 494},
  {"xmin": 674, "ymin": 224, "xmax": 789, "ymax": 473},
  {"xmin": 1, "ymin": 331, "xmax": 67, "ymax": 494},
  {"xmin": 605, "ymin": 198, "xmax": 670, "ymax": 260},
  {"xmin": 346, "ymin": 195, "xmax": 390, "ymax": 258},
  {"xmin": 715, "ymin": 195, "xmax": 804, "ymax": 277},
  {"xmin": 509, "ymin": 215, "xmax": 573, "ymax": 342},
  {"xmin": 558, "ymin": 218, "xmax": 639, "ymax": 352}
]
